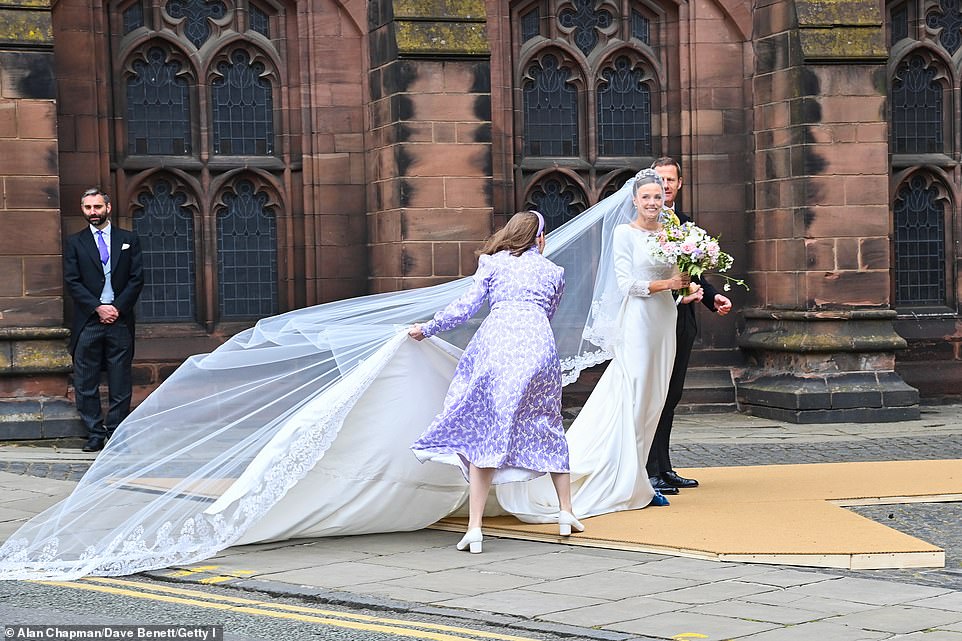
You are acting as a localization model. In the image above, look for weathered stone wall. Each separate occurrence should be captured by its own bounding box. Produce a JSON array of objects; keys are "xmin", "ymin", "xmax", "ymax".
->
[
  {"xmin": 737, "ymin": 0, "xmax": 919, "ymax": 422},
  {"xmin": 366, "ymin": 0, "xmax": 493, "ymax": 293},
  {"xmin": 300, "ymin": 0, "xmax": 370, "ymax": 306},
  {"xmin": 0, "ymin": 0, "xmax": 76, "ymax": 437}
]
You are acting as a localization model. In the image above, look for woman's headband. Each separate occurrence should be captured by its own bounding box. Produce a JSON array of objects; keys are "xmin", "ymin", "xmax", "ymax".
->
[{"xmin": 532, "ymin": 210, "xmax": 545, "ymax": 237}]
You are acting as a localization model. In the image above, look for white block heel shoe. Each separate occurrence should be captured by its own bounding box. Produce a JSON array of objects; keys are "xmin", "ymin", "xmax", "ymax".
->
[
  {"xmin": 456, "ymin": 528, "xmax": 483, "ymax": 553},
  {"xmin": 558, "ymin": 511, "xmax": 584, "ymax": 536}
]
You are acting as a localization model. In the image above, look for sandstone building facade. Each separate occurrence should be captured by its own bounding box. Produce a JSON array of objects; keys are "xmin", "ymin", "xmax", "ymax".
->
[{"xmin": 0, "ymin": 0, "xmax": 959, "ymax": 436}]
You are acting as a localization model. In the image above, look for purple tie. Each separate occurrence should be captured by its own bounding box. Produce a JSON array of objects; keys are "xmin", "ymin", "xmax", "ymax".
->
[{"xmin": 96, "ymin": 230, "xmax": 109, "ymax": 265}]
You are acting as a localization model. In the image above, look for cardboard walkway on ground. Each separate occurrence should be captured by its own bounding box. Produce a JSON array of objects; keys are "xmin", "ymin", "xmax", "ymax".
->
[{"xmin": 434, "ymin": 459, "xmax": 962, "ymax": 570}]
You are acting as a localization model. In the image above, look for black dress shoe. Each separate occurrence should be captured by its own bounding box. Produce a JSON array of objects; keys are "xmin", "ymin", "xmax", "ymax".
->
[
  {"xmin": 81, "ymin": 437, "xmax": 105, "ymax": 453},
  {"xmin": 662, "ymin": 470, "xmax": 699, "ymax": 488},
  {"xmin": 648, "ymin": 476, "xmax": 680, "ymax": 495}
]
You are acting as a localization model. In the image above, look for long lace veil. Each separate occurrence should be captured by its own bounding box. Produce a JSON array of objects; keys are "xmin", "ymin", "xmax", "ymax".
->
[{"xmin": 0, "ymin": 175, "xmax": 641, "ymax": 580}]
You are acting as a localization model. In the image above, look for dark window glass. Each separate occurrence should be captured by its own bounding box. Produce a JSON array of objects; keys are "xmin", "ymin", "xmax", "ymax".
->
[
  {"xmin": 523, "ymin": 55, "xmax": 578, "ymax": 156},
  {"xmin": 521, "ymin": 7, "xmax": 541, "ymax": 42},
  {"xmin": 926, "ymin": 0, "xmax": 962, "ymax": 54},
  {"xmin": 124, "ymin": 2, "xmax": 145, "ymax": 33},
  {"xmin": 250, "ymin": 4, "xmax": 270, "ymax": 38},
  {"xmin": 600, "ymin": 172, "xmax": 633, "ymax": 200},
  {"xmin": 559, "ymin": 0, "xmax": 613, "ymax": 56},
  {"xmin": 598, "ymin": 57, "xmax": 651, "ymax": 156},
  {"xmin": 133, "ymin": 180, "xmax": 196, "ymax": 321},
  {"xmin": 526, "ymin": 176, "xmax": 586, "ymax": 231},
  {"xmin": 212, "ymin": 49, "xmax": 274, "ymax": 155},
  {"xmin": 126, "ymin": 47, "xmax": 192, "ymax": 155},
  {"xmin": 166, "ymin": 0, "xmax": 227, "ymax": 49},
  {"xmin": 891, "ymin": 55, "xmax": 943, "ymax": 154},
  {"xmin": 217, "ymin": 180, "xmax": 278, "ymax": 318},
  {"xmin": 631, "ymin": 10, "xmax": 649, "ymax": 44},
  {"xmin": 894, "ymin": 175, "xmax": 946, "ymax": 306},
  {"xmin": 891, "ymin": 4, "xmax": 909, "ymax": 44}
]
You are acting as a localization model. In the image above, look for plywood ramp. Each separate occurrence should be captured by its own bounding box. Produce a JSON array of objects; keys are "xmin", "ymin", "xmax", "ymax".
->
[{"xmin": 433, "ymin": 460, "xmax": 962, "ymax": 570}]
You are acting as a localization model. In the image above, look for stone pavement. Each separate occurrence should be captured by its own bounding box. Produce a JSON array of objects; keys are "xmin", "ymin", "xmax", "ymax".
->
[{"xmin": 1, "ymin": 405, "xmax": 962, "ymax": 640}]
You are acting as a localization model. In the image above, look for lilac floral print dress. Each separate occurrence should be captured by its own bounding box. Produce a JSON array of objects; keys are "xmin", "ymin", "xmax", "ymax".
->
[{"xmin": 410, "ymin": 246, "xmax": 569, "ymax": 484}]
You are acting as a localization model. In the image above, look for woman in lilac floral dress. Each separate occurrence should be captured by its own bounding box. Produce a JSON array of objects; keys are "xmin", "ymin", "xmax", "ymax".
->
[{"xmin": 409, "ymin": 211, "xmax": 583, "ymax": 553}]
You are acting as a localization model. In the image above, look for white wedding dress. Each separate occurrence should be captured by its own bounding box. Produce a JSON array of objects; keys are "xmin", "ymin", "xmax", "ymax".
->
[
  {"xmin": 0, "ymin": 173, "xmax": 678, "ymax": 580},
  {"xmin": 497, "ymin": 224, "xmax": 677, "ymax": 521}
]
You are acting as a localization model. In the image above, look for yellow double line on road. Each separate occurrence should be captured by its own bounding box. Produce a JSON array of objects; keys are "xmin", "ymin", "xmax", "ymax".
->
[{"xmin": 39, "ymin": 577, "xmax": 541, "ymax": 641}]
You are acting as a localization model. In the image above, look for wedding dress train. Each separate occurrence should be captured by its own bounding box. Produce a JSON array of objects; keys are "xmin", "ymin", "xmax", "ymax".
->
[{"xmin": 0, "ymin": 174, "xmax": 657, "ymax": 580}]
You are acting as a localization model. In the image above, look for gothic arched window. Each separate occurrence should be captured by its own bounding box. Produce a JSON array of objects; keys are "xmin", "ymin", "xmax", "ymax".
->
[
  {"xmin": 126, "ymin": 47, "xmax": 192, "ymax": 155},
  {"xmin": 893, "ymin": 175, "xmax": 947, "ymax": 306},
  {"xmin": 513, "ymin": 0, "xmax": 663, "ymax": 232},
  {"xmin": 110, "ymin": 0, "xmax": 288, "ymax": 325},
  {"xmin": 217, "ymin": 179, "xmax": 279, "ymax": 319},
  {"xmin": 133, "ymin": 179, "xmax": 197, "ymax": 321},
  {"xmin": 597, "ymin": 56, "xmax": 652, "ymax": 156},
  {"xmin": 887, "ymin": 0, "xmax": 958, "ymax": 311},
  {"xmin": 891, "ymin": 54, "xmax": 945, "ymax": 154},
  {"xmin": 211, "ymin": 49, "xmax": 274, "ymax": 155},
  {"xmin": 522, "ymin": 54, "xmax": 579, "ymax": 156}
]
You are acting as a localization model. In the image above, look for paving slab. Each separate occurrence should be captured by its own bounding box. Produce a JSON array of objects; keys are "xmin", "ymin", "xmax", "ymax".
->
[
  {"xmin": 372, "ymin": 565, "xmax": 541, "ymax": 596},
  {"xmin": 730, "ymin": 620, "xmax": 891, "ymax": 640},
  {"xmin": 536, "ymin": 595, "xmax": 681, "ymax": 628},
  {"xmin": 523, "ymin": 570, "xmax": 698, "ymax": 599},
  {"xmin": 785, "ymin": 575, "xmax": 951, "ymax": 605},
  {"xmin": 434, "ymin": 587, "xmax": 607, "ymax": 618},
  {"xmin": 827, "ymin": 604, "xmax": 962, "ymax": 634},
  {"xmin": 686, "ymin": 599, "xmax": 825, "ymax": 625},
  {"xmin": 605, "ymin": 609, "xmax": 779, "ymax": 638}
]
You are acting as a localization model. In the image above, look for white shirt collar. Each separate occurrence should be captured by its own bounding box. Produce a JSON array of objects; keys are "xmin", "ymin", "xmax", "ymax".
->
[{"xmin": 90, "ymin": 222, "xmax": 112, "ymax": 238}]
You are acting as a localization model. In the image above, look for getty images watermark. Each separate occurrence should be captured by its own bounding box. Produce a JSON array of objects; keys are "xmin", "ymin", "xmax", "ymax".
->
[{"xmin": 4, "ymin": 627, "xmax": 222, "ymax": 640}]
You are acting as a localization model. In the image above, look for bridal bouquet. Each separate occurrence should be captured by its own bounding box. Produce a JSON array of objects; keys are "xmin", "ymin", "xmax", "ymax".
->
[{"xmin": 649, "ymin": 221, "xmax": 749, "ymax": 292}]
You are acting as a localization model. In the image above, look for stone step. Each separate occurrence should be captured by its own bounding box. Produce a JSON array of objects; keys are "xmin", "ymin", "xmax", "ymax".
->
[{"xmin": 562, "ymin": 365, "xmax": 737, "ymax": 413}]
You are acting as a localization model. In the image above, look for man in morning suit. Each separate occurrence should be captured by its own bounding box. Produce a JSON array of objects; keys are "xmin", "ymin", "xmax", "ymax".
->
[
  {"xmin": 64, "ymin": 187, "xmax": 144, "ymax": 453},
  {"xmin": 647, "ymin": 157, "xmax": 732, "ymax": 494}
]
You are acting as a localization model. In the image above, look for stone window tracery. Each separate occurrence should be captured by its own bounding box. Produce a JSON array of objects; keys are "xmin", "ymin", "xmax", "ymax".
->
[
  {"xmin": 108, "ymin": 0, "xmax": 289, "ymax": 325},
  {"xmin": 133, "ymin": 178, "xmax": 197, "ymax": 321},
  {"xmin": 893, "ymin": 174, "xmax": 948, "ymax": 306},
  {"xmin": 512, "ymin": 0, "xmax": 664, "ymax": 232},
  {"xmin": 887, "ymin": 0, "xmax": 958, "ymax": 310}
]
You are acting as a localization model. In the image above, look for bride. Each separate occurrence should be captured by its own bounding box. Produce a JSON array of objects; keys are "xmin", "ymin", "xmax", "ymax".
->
[
  {"xmin": 498, "ymin": 169, "xmax": 701, "ymax": 522},
  {"xmin": 0, "ymin": 169, "xmax": 693, "ymax": 580}
]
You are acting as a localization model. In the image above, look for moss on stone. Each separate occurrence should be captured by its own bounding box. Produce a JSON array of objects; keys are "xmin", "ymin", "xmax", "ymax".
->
[
  {"xmin": 393, "ymin": 0, "xmax": 486, "ymax": 20},
  {"xmin": 395, "ymin": 21, "xmax": 488, "ymax": 56},
  {"xmin": 795, "ymin": 0, "xmax": 882, "ymax": 26},
  {"xmin": 0, "ymin": 8, "xmax": 52, "ymax": 45},
  {"xmin": 797, "ymin": 27, "xmax": 886, "ymax": 60}
]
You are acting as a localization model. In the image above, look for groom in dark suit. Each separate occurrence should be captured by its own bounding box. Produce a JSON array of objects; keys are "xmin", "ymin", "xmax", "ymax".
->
[
  {"xmin": 64, "ymin": 187, "xmax": 144, "ymax": 452},
  {"xmin": 647, "ymin": 158, "xmax": 732, "ymax": 493}
]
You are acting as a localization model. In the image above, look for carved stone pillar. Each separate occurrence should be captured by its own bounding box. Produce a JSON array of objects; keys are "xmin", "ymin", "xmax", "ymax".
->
[
  {"xmin": 367, "ymin": 0, "xmax": 493, "ymax": 292},
  {"xmin": 0, "ymin": 0, "xmax": 80, "ymax": 438},
  {"xmin": 737, "ymin": 0, "xmax": 919, "ymax": 422}
]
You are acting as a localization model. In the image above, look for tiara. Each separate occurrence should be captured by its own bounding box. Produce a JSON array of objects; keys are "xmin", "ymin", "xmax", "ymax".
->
[{"xmin": 634, "ymin": 168, "xmax": 663, "ymax": 183}]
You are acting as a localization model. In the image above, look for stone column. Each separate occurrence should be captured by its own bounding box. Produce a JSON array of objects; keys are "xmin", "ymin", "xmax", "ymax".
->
[
  {"xmin": 0, "ymin": 0, "xmax": 77, "ymax": 438},
  {"xmin": 737, "ymin": 0, "xmax": 920, "ymax": 422},
  {"xmin": 367, "ymin": 0, "xmax": 493, "ymax": 292}
]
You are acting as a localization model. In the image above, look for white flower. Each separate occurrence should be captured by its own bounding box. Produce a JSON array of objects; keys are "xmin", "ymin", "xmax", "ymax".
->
[{"xmin": 723, "ymin": 282, "xmax": 731, "ymax": 292}]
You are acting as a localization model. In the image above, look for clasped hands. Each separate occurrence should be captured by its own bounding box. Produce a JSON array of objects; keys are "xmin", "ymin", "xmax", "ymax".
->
[{"xmin": 95, "ymin": 304, "xmax": 119, "ymax": 324}]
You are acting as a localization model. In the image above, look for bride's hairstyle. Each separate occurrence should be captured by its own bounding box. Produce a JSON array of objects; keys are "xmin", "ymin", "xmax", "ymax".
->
[
  {"xmin": 632, "ymin": 168, "xmax": 665, "ymax": 198},
  {"xmin": 477, "ymin": 210, "xmax": 542, "ymax": 257}
]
